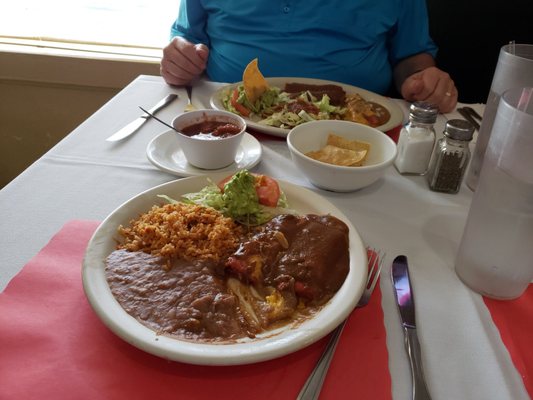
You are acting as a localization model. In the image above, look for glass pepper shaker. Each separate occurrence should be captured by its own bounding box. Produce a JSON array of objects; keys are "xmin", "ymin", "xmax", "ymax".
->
[
  {"xmin": 427, "ymin": 119, "xmax": 475, "ymax": 193},
  {"xmin": 394, "ymin": 101, "xmax": 438, "ymax": 175}
]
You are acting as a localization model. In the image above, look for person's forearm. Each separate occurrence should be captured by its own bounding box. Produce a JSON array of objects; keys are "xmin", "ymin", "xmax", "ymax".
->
[{"xmin": 393, "ymin": 53, "xmax": 436, "ymax": 93}]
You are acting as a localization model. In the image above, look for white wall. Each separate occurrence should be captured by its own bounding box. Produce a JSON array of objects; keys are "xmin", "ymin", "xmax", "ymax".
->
[{"xmin": 0, "ymin": 45, "xmax": 160, "ymax": 187}]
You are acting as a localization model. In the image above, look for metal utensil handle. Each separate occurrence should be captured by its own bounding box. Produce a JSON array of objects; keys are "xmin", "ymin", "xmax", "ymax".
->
[
  {"xmin": 138, "ymin": 107, "xmax": 176, "ymax": 131},
  {"xmin": 404, "ymin": 327, "xmax": 432, "ymax": 400},
  {"xmin": 463, "ymin": 106, "xmax": 483, "ymax": 121},
  {"xmin": 296, "ymin": 322, "xmax": 346, "ymax": 400},
  {"xmin": 142, "ymin": 94, "xmax": 178, "ymax": 119},
  {"xmin": 457, "ymin": 108, "xmax": 480, "ymax": 131}
]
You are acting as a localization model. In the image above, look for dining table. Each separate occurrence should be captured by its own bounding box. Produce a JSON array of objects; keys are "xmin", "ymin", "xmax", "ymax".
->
[{"xmin": 0, "ymin": 74, "xmax": 531, "ymax": 400}]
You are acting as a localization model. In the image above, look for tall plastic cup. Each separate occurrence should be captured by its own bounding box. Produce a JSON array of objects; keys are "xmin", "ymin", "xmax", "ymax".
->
[
  {"xmin": 465, "ymin": 43, "xmax": 533, "ymax": 191},
  {"xmin": 455, "ymin": 87, "xmax": 533, "ymax": 300}
]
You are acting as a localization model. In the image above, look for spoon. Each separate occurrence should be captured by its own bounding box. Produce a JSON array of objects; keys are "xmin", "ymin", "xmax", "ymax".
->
[{"xmin": 139, "ymin": 106, "xmax": 180, "ymax": 133}]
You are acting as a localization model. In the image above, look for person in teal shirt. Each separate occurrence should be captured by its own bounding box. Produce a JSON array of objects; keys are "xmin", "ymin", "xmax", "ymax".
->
[{"xmin": 161, "ymin": 0, "xmax": 457, "ymax": 112}]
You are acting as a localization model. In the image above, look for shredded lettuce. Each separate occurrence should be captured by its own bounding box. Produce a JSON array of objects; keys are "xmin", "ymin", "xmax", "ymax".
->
[
  {"xmin": 179, "ymin": 182, "xmax": 226, "ymax": 210},
  {"xmin": 297, "ymin": 110, "xmax": 315, "ymax": 122},
  {"xmin": 249, "ymin": 87, "xmax": 281, "ymax": 114},
  {"xmin": 260, "ymin": 111, "xmax": 306, "ymax": 128},
  {"xmin": 317, "ymin": 94, "xmax": 340, "ymax": 114},
  {"xmin": 221, "ymin": 85, "xmax": 283, "ymax": 117}
]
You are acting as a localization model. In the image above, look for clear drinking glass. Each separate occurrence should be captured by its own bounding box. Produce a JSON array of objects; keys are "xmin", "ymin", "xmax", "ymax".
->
[
  {"xmin": 455, "ymin": 87, "xmax": 533, "ymax": 299},
  {"xmin": 465, "ymin": 43, "xmax": 533, "ymax": 191}
]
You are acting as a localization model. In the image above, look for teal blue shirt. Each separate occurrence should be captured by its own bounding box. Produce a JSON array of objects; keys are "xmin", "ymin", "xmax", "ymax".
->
[{"xmin": 171, "ymin": 0, "xmax": 437, "ymax": 94}]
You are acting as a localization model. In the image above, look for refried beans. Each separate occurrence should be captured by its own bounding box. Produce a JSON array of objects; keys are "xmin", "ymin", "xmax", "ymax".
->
[{"xmin": 106, "ymin": 250, "xmax": 253, "ymax": 341}]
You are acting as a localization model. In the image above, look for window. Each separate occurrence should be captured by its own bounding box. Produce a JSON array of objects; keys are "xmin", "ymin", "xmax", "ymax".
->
[{"xmin": 1, "ymin": 0, "xmax": 180, "ymax": 51}]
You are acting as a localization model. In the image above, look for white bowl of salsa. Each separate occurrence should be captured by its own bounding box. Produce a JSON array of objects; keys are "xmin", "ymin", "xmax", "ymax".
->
[{"xmin": 172, "ymin": 109, "xmax": 246, "ymax": 169}]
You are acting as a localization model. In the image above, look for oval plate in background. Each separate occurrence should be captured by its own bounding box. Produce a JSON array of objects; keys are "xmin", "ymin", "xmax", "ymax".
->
[{"xmin": 210, "ymin": 77, "xmax": 404, "ymax": 138}]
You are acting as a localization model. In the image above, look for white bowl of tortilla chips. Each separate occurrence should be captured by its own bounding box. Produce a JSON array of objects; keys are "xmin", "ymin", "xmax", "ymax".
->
[{"xmin": 287, "ymin": 120, "xmax": 397, "ymax": 192}]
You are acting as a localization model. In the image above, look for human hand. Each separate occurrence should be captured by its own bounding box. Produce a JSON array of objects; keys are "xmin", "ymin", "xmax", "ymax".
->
[
  {"xmin": 160, "ymin": 36, "xmax": 209, "ymax": 86},
  {"xmin": 400, "ymin": 66, "xmax": 458, "ymax": 113}
]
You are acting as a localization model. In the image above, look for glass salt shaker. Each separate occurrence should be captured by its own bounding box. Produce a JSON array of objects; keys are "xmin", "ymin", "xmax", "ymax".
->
[
  {"xmin": 427, "ymin": 119, "xmax": 475, "ymax": 193},
  {"xmin": 394, "ymin": 101, "xmax": 438, "ymax": 175}
]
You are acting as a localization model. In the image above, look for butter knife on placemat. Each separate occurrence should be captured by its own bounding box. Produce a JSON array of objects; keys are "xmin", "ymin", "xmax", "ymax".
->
[
  {"xmin": 106, "ymin": 94, "xmax": 178, "ymax": 142},
  {"xmin": 391, "ymin": 255, "xmax": 432, "ymax": 400}
]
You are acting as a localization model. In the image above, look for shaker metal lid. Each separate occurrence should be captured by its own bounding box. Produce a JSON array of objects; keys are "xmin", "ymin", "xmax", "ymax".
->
[
  {"xmin": 444, "ymin": 119, "xmax": 475, "ymax": 141},
  {"xmin": 409, "ymin": 101, "xmax": 439, "ymax": 123}
]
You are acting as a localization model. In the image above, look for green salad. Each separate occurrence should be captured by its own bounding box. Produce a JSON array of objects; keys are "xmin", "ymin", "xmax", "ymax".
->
[
  {"xmin": 159, "ymin": 170, "xmax": 291, "ymax": 226},
  {"xmin": 222, "ymin": 85, "xmax": 345, "ymax": 129}
]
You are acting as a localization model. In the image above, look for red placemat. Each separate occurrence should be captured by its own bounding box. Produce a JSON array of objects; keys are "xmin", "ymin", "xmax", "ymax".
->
[
  {"xmin": 0, "ymin": 220, "xmax": 391, "ymax": 400},
  {"xmin": 385, "ymin": 125, "xmax": 402, "ymax": 144},
  {"xmin": 484, "ymin": 287, "xmax": 533, "ymax": 397}
]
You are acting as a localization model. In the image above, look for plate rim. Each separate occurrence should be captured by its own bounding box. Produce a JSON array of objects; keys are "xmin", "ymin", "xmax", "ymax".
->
[
  {"xmin": 209, "ymin": 76, "xmax": 404, "ymax": 138},
  {"xmin": 146, "ymin": 131, "xmax": 262, "ymax": 177},
  {"xmin": 82, "ymin": 174, "xmax": 367, "ymax": 365}
]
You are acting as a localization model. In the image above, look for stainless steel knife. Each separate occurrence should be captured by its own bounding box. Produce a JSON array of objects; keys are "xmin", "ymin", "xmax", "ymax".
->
[
  {"xmin": 106, "ymin": 93, "xmax": 178, "ymax": 141},
  {"xmin": 391, "ymin": 255, "xmax": 432, "ymax": 400}
]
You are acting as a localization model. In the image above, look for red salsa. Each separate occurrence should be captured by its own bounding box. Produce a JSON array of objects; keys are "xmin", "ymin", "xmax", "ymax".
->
[{"xmin": 181, "ymin": 120, "xmax": 241, "ymax": 140}]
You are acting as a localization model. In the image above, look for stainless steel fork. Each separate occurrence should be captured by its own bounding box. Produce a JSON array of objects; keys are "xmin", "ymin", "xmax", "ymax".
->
[
  {"xmin": 296, "ymin": 248, "xmax": 386, "ymax": 400},
  {"xmin": 184, "ymin": 85, "xmax": 196, "ymax": 112}
]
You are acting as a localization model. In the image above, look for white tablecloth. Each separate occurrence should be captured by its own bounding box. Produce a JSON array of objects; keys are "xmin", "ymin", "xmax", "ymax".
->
[{"xmin": 0, "ymin": 75, "xmax": 527, "ymax": 400}]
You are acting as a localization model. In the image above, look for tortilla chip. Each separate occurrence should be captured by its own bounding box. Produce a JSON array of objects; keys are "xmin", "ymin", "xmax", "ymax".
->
[
  {"xmin": 306, "ymin": 145, "xmax": 368, "ymax": 167},
  {"xmin": 242, "ymin": 58, "xmax": 269, "ymax": 103},
  {"xmin": 327, "ymin": 133, "xmax": 371, "ymax": 153}
]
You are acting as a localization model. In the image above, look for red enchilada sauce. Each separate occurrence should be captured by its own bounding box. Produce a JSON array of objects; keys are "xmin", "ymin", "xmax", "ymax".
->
[{"xmin": 181, "ymin": 120, "xmax": 241, "ymax": 139}]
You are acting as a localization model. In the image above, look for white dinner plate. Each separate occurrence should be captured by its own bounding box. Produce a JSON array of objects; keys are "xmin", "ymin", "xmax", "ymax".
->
[
  {"xmin": 146, "ymin": 131, "xmax": 262, "ymax": 177},
  {"xmin": 82, "ymin": 174, "xmax": 368, "ymax": 366},
  {"xmin": 210, "ymin": 77, "xmax": 404, "ymax": 138}
]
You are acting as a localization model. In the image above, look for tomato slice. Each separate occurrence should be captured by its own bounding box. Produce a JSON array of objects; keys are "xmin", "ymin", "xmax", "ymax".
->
[
  {"xmin": 231, "ymin": 89, "xmax": 251, "ymax": 117},
  {"xmin": 254, "ymin": 174, "xmax": 280, "ymax": 207},
  {"xmin": 217, "ymin": 173, "xmax": 281, "ymax": 207},
  {"xmin": 365, "ymin": 114, "xmax": 380, "ymax": 127}
]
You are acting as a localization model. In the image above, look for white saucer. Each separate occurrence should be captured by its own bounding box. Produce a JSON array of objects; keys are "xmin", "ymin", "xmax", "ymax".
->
[{"xmin": 146, "ymin": 131, "xmax": 262, "ymax": 177}]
